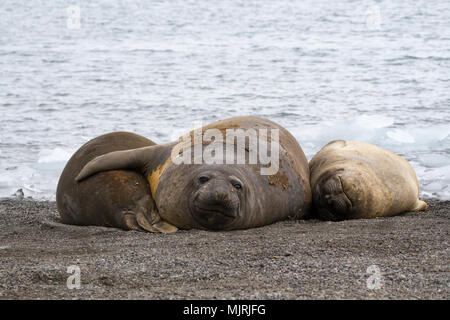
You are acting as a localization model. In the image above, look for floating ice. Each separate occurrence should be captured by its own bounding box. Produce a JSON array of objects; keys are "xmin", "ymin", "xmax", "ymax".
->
[
  {"xmin": 353, "ymin": 115, "xmax": 394, "ymax": 129},
  {"xmin": 38, "ymin": 148, "xmax": 72, "ymax": 163},
  {"xmin": 417, "ymin": 154, "xmax": 450, "ymax": 168},
  {"xmin": 386, "ymin": 129, "xmax": 415, "ymax": 144}
]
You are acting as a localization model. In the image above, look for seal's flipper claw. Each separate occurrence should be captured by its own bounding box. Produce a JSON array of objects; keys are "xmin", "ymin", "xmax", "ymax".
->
[
  {"xmin": 136, "ymin": 211, "xmax": 160, "ymax": 233},
  {"xmin": 152, "ymin": 221, "xmax": 178, "ymax": 233}
]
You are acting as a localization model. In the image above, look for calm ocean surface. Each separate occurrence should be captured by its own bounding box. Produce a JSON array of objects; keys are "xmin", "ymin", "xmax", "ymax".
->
[{"xmin": 0, "ymin": 0, "xmax": 449, "ymax": 200}]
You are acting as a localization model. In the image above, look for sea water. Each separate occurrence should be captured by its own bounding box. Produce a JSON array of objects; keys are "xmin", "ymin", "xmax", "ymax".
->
[{"xmin": 0, "ymin": 0, "xmax": 449, "ymax": 200}]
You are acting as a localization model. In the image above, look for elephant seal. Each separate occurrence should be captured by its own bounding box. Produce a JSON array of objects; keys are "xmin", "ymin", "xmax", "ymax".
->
[
  {"xmin": 57, "ymin": 132, "xmax": 178, "ymax": 233},
  {"xmin": 309, "ymin": 140, "xmax": 427, "ymax": 220},
  {"xmin": 74, "ymin": 116, "xmax": 311, "ymax": 231}
]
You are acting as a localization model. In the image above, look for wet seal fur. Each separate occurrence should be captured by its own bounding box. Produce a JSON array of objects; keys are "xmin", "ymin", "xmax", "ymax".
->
[
  {"xmin": 68, "ymin": 116, "xmax": 311, "ymax": 232},
  {"xmin": 309, "ymin": 140, "xmax": 427, "ymax": 220}
]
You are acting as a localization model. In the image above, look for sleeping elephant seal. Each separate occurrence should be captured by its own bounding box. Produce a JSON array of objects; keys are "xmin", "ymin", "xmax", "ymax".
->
[
  {"xmin": 309, "ymin": 140, "xmax": 427, "ymax": 220},
  {"xmin": 57, "ymin": 132, "xmax": 177, "ymax": 233},
  {"xmin": 74, "ymin": 116, "xmax": 311, "ymax": 231}
]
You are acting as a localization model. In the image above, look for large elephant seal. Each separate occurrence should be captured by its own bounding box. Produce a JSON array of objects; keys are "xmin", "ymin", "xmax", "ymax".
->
[
  {"xmin": 309, "ymin": 140, "xmax": 427, "ymax": 220},
  {"xmin": 57, "ymin": 132, "xmax": 177, "ymax": 233},
  {"xmin": 73, "ymin": 116, "xmax": 311, "ymax": 231}
]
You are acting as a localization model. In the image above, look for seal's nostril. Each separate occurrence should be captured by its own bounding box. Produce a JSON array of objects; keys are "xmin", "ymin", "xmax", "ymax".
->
[{"xmin": 199, "ymin": 176, "xmax": 209, "ymax": 184}]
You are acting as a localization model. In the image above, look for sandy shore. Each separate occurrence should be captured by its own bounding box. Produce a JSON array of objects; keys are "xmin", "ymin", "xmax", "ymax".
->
[{"xmin": 0, "ymin": 198, "xmax": 448, "ymax": 299}]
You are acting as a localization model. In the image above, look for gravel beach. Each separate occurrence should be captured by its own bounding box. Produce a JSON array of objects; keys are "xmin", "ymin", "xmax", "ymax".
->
[{"xmin": 0, "ymin": 198, "xmax": 448, "ymax": 299}]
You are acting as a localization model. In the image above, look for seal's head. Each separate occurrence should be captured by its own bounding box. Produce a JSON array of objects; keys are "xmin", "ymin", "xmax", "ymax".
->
[
  {"xmin": 313, "ymin": 165, "xmax": 380, "ymax": 220},
  {"xmin": 189, "ymin": 169, "xmax": 242, "ymax": 229},
  {"xmin": 313, "ymin": 169, "xmax": 353, "ymax": 221},
  {"xmin": 155, "ymin": 163, "xmax": 258, "ymax": 231}
]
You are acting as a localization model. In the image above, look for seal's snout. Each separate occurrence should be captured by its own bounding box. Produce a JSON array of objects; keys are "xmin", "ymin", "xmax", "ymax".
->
[
  {"xmin": 190, "ymin": 176, "xmax": 241, "ymax": 230},
  {"xmin": 195, "ymin": 183, "xmax": 239, "ymax": 218},
  {"xmin": 315, "ymin": 175, "xmax": 353, "ymax": 221}
]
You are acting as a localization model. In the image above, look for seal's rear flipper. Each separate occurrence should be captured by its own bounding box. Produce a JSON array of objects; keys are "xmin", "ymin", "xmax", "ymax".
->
[{"xmin": 75, "ymin": 143, "xmax": 174, "ymax": 182}]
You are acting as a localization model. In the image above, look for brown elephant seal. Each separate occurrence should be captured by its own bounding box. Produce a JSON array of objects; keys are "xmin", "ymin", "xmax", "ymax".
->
[
  {"xmin": 74, "ymin": 116, "xmax": 311, "ymax": 231},
  {"xmin": 309, "ymin": 140, "xmax": 427, "ymax": 220},
  {"xmin": 56, "ymin": 132, "xmax": 177, "ymax": 233}
]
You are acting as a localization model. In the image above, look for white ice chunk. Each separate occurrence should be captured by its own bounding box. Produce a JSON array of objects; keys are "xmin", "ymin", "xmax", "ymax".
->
[
  {"xmin": 354, "ymin": 115, "xmax": 394, "ymax": 129},
  {"xmin": 38, "ymin": 148, "xmax": 72, "ymax": 163},
  {"xmin": 386, "ymin": 129, "xmax": 415, "ymax": 144}
]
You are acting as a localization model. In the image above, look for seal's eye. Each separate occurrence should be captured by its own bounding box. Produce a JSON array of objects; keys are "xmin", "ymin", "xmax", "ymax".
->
[
  {"xmin": 198, "ymin": 176, "xmax": 209, "ymax": 184},
  {"xmin": 229, "ymin": 176, "xmax": 244, "ymax": 191}
]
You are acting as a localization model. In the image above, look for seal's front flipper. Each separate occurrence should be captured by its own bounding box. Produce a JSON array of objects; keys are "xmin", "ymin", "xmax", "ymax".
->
[
  {"xmin": 136, "ymin": 209, "xmax": 178, "ymax": 233},
  {"xmin": 136, "ymin": 211, "xmax": 160, "ymax": 233},
  {"xmin": 411, "ymin": 200, "xmax": 427, "ymax": 212},
  {"xmin": 152, "ymin": 220, "xmax": 178, "ymax": 233},
  {"xmin": 135, "ymin": 194, "xmax": 178, "ymax": 233},
  {"xmin": 122, "ymin": 212, "xmax": 144, "ymax": 231}
]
